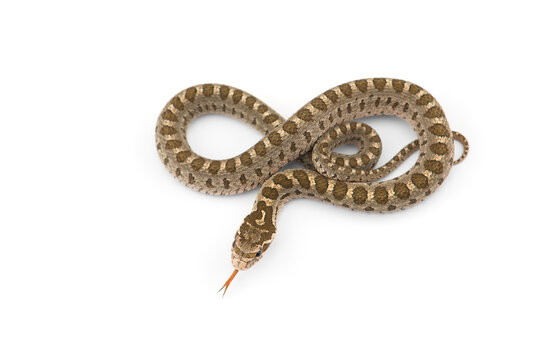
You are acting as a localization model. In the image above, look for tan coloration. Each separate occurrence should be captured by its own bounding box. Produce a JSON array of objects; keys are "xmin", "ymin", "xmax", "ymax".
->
[{"xmin": 155, "ymin": 79, "xmax": 469, "ymax": 273}]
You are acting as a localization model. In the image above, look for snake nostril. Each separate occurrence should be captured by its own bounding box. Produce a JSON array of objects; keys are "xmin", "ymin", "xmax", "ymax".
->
[{"xmin": 255, "ymin": 250, "xmax": 261, "ymax": 257}]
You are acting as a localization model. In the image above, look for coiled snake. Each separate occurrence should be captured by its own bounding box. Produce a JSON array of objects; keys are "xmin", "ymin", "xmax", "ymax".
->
[{"xmin": 155, "ymin": 78, "xmax": 469, "ymax": 294}]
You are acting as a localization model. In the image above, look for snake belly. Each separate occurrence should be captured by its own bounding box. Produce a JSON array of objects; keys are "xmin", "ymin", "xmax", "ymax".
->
[{"xmin": 156, "ymin": 78, "xmax": 466, "ymax": 270}]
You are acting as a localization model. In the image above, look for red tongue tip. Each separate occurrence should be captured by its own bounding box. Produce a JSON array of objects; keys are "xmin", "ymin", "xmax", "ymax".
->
[{"xmin": 218, "ymin": 269, "xmax": 239, "ymax": 297}]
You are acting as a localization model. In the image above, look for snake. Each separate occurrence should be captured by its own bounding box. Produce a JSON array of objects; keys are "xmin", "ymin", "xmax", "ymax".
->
[{"xmin": 155, "ymin": 78, "xmax": 469, "ymax": 294}]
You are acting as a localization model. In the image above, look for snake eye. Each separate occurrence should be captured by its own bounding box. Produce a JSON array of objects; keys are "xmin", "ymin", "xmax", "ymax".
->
[
  {"xmin": 255, "ymin": 250, "xmax": 261, "ymax": 257},
  {"xmin": 232, "ymin": 240, "xmax": 236, "ymax": 247}
]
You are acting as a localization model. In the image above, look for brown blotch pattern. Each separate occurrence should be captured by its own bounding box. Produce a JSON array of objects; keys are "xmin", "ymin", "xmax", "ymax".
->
[
  {"xmin": 311, "ymin": 98, "xmax": 327, "ymax": 111},
  {"xmin": 424, "ymin": 106, "xmax": 444, "ymax": 119},
  {"xmin": 283, "ymin": 121, "xmax": 298, "ymax": 134},
  {"xmin": 165, "ymin": 140, "xmax": 181, "ymax": 149},
  {"xmin": 254, "ymin": 141, "xmax": 267, "ymax": 156},
  {"xmin": 412, "ymin": 173, "xmax": 429, "ymax": 188},
  {"xmin": 176, "ymin": 151, "xmax": 191, "ymax": 163},
  {"xmin": 245, "ymin": 96, "xmax": 256, "ymax": 109},
  {"xmin": 185, "ymin": 87, "xmax": 197, "ymax": 102},
  {"xmin": 191, "ymin": 158, "xmax": 205, "ymax": 171},
  {"xmin": 264, "ymin": 114, "xmax": 279, "ymax": 123},
  {"xmin": 314, "ymin": 175, "xmax": 328, "ymax": 194},
  {"xmin": 160, "ymin": 125, "xmax": 177, "ymax": 135},
  {"xmin": 355, "ymin": 80, "xmax": 368, "ymax": 93},
  {"xmin": 297, "ymin": 108, "xmax": 313, "ymax": 122},
  {"xmin": 273, "ymin": 174, "xmax": 293, "ymax": 189},
  {"xmin": 417, "ymin": 94, "xmax": 434, "ymax": 105},
  {"xmin": 240, "ymin": 152, "xmax": 252, "ymax": 166},
  {"xmin": 171, "ymin": 97, "xmax": 184, "ymax": 110},
  {"xmin": 430, "ymin": 142, "xmax": 448, "ymax": 155},
  {"xmin": 292, "ymin": 170, "xmax": 310, "ymax": 189},
  {"xmin": 424, "ymin": 160, "xmax": 443, "ymax": 174},
  {"xmin": 324, "ymin": 90, "xmax": 339, "ymax": 103},
  {"xmin": 352, "ymin": 186, "xmax": 367, "ymax": 204},
  {"xmin": 225, "ymin": 159, "xmax": 236, "ymax": 173},
  {"xmin": 373, "ymin": 78, "xmax": 386, "ymax": 91},
  {"xmin": 257, "ymin": 104, "xmax": 268, "ymax": 113},
  {"xmin": 232, "ymin": 90, "xmax": 243, "ymax": 104},
  {"xmin": 428, "ymin": 124, "xmax": 450, "ymax": 137},
  {"xmin": 203, "ymin": 84, "xmax": 213, "ymax": 97},
  {"xmin": 392, "ymin": 80, "xmax": 404, "ymax": 92},
  {"xmin": 161, "ymin": 109, "xmax": 177, "ymax": 122},
  {"xmin": 374, "ymin": 186, "xmax": 389, "ymax": 204},
  {"xmin": 240, "ymin": 174, "xmax": 247, "ymax": 184},
  {"xmin": 219, "ymin": 86, "xmax": 230, "ymax": 99},
  {"xmin": 394, "ymin": 183, "xmax": 410, "ymax": 200},
  {"xmin": 408, "ymin": 84, "xmax": 421, "ymax": 94},
  {"xmin": 333, "ymin": 182, "xmax": 348, "ymax": 200},
  {"xmin": 208, "ymin": 161, "xmax": 221, "ymax": 175},
  {"xmin": 261, "ymin": 187, "xmax": 279, "ymax": 200},
  {"xmin": 268, "ymin": 132, "xmax": 283, "ymax": 145},
  {"xmin": 339, "ymin": 84, "xmax": 352, "ymax": 97}
]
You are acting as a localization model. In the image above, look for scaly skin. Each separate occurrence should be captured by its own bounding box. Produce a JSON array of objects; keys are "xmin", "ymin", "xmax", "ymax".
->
[{"xmin": 155, "ymin": 79, "xmax": 469, "ymax": 275}]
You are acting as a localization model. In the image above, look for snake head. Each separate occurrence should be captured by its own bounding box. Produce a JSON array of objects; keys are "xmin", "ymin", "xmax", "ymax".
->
[{"xmin": 231, "ymin": 201, "xmax": 276, "ymax": 270}]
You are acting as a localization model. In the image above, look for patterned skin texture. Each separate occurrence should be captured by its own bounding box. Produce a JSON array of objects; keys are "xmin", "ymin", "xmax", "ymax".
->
[{"xmin": 155, "ymin": 79, "xmax": 469, "ymax": 271}]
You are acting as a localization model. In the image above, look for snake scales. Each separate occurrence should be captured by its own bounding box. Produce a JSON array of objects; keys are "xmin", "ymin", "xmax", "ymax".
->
[{"xmin": 155, "ymin": 78, "xmax": 469, "ymax": 292}]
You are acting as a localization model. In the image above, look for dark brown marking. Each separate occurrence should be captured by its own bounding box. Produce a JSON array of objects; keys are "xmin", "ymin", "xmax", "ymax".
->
[
  {"xmin": 223, "ymin": 178, "xmax": 230, "ymax": 189},
  {"xmin": 339, "ymin": 124, "xmax": 348, "ymax": 133},
  {"xmin": 175, "ymin": 168, "xmax": 181, "ymax": 176},
  {"xmin": 219, "ymin": 85, "xmax": 230, "ymax": 99},
  {"xmin": 188, "ymin": 174, "xmax": 195, "ymax": 184},
  {"xmin": 403, "ymin": 103, "xmax": 409, "ymax": 112},
  {"xmin": 428, "ymin": 124, "xmax": 450, "ymax": 137},
  {"xmin": 232, "ymin": 90, "xmax": 243, "ymax": 104},
  {"xmin": 160, "ymin": 126, "xmax": 177, "ymax": 135},
  {"xmin": 208, "ymin": 161, "xmax": 221, "ymax": 174},
  {"xmin": 355, "ymin": 80, "xmax": 368, "ymax": 93},
  {"xmin": 412, "ymin": 173, "xmax": 429, "ymax": 188},
  {"xmin": 293, "ymin": 170, "xmax": 310, "ymax": 189},
  {"xmin": 424, "ymin": 106, "xmax": 444, "ymax": 119},
  {"xmin": 257, "ymin": 104, "xmax": 268, "ymax": 113},
  {"xmin": 239, "ymin": 174, "xmax": 247, "ymax": 184},
  {"xmin": 430, "ymin": 142, "xmax": 448, "ymax": 155},
  {"xmin": 171, "ymin": 96, "xmax": 184, "ymax": 110},
  {"xmin": 304, "ymin": 131, "xmax": 312, "ymax": 143},
  {"xmin": 290, "ymin": 142, "xmax": 297, "ymax": 152},
  {"xmin": 245, "ymin": 96, "xmax": 256, "ymax": 109},
  {"xmin": 373, "ymin": 78, "xmax": 386, "ymax": 91},
  {"xmin": 240, "ymin": 152, "xmax": 252, "ymax": 166},
  {"xmin": 176, "ymin": 151, "xmax": 191, "ymax": 163},
  {"xmin": 374, "ymin": 186, "xmax": 389, "ymax": 204},
  {"xmin": 254, "ymin": 141, "xmax": 267, "ymax": 156},
  {"xmin": 425, "ymin": 160, "xmax": 443, "ymax": 174},
  {"xmin": 261, "ymin": 187, "xmax": 279, "ymax": 200},
  {"xmin": 314, "ymin": 175, "xmax": 329, "ymax": 194},
  {"xmin": 311, "ymin": 98, "xmax": 327, "ymax": 111},
  {"xmin": 297, "ymin": 108, "xmax": 313, "ymax": 122},
  {"xmin": 361, "ymin": 154, "xmax": 370, "ymax": 164},
  {"xmin": 352, "ymin": 186, "xmax": 367, "ymax": 204},
  {"xmin": 408, "ymin": 84, "xmax": 421, "ymax": 94},
  {"xmin": 268, "ymin": 132, "xmax": 282, "ymax": 145},
  {"xmin": 394, "ymin": 183, "xmax": 410, "ymax": 200},
  {"xmin": 225, "ymin": 159, "xmax": 236, "ymax": 173},
  {"xmin": 165, "ymin": 140, "xmax": 181, "ymax": 149},
  {"xmin": 339, "ymin": 84, "xmax": 352, "ymax": 97},
  {"xmin": 283, "ymin": 120, "xmax": 298, "ymax": 134},
  {"xmin": 335, "ymin": 157, "xmax": 344, "ymax": 166},
  {"xmin": 417, "ymin": 94, "xmax": 434, "ymax": 105},
  {"xmin": 333, "ymin": 182, "xmax": 348, "ymax": 200},
  {"xmin": 264, "ymin": 114, "xmax": 279, "ymax": 123},
  {"xmin": 255, "ymin": 168, "xmax": 263, "ymax": 177},
  {"xmin": 329, "ymin": 129, "xmax": 338, "ymax": 139},
  {"xmin": 273, "ymin": 174, "xmax": 293, "ymax": 189},
  {"xmin": 185, "ymin": 87, "xmax": 197, "ymax": 102},
  {"xmin": 324, "ymin": 90, "xmax": 339, "ymax": 103},
  {"xmin": 191, "ymin": 157, "xmax": 205, "ymax": 171},
  {"xmin": 161, "ymin": 109, "xmax": 177, "ymax": 122},
  {"xmin": 392, "ymin": 80, "xmax": 404, "ymax": 92},
  {"xmin": 206, "ymin": 179, "xmax": 213, "ymax": 187},
  {"xmin": 202, "ymin": 84, "xmax": 213, "ymax": 97}
]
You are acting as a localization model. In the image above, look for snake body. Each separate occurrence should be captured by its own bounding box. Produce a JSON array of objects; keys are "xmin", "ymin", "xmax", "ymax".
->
[{"xmin": 155, "ymin": 79, "xmax": 469, "ymax": 272}]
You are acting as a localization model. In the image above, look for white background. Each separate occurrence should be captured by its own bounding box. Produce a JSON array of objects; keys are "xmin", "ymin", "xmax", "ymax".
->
[{"xmin": 1, "ymin": 1, "xmax": 538, "ymax": 359}]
